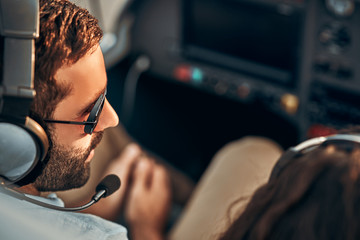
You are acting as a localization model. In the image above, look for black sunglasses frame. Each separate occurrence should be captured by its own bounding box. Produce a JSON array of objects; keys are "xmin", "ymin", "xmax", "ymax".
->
[{"xmin": 44, "ymin": 89, "xmax": 107, "ymax": 134}]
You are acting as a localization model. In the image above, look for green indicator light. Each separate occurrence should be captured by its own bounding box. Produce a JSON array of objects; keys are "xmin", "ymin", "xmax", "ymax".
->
[{"xmin": 192, "ymin": 68, "xmax": 203, "ymax": 83}]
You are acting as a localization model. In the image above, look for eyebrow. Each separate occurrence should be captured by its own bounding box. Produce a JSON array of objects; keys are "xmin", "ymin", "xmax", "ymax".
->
[{"xmin": 75, "ymin": 85, "xmax": 107, "ymax": 118}]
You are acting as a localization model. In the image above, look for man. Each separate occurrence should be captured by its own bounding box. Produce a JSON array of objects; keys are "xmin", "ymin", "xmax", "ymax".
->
[
  {"xmin": 1, "ymin": 1, "xmax": 284, "ymax": 239},
  {"xmin": 0, "ymin": 0, "xmax": 171, "ymax": 239}
]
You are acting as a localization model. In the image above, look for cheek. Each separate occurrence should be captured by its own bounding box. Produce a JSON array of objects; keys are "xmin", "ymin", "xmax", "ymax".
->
[{"xmin": 51, "ymin": 124, "xmax": 92, "ymax": 149}]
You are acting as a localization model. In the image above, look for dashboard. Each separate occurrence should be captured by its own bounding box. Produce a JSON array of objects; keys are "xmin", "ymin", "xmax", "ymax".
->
[{"xmin": 105, "ymin": 0, "xmax": 360, "ymax": 179}]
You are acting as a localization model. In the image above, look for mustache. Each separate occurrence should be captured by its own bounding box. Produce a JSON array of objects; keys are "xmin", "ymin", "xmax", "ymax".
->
[
  {"xmin": 84, "ymin": 131, "xmax": 104, "ymax": 157},
  {"xmin": 90, "ymin": 131, "xmax": 104, "ymax": 150}
]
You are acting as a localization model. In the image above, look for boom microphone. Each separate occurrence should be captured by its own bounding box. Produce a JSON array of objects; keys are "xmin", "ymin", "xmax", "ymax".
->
[
  {"xmin": 0, "ymin": 174, "xmax": 121, "ymax": 211},
  {"xmin": 96, "ymin": 174, "xmax": 121, "ymax": 197}
]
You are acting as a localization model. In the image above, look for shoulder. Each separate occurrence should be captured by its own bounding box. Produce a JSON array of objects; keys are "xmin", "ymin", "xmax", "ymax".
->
[
  {"xmin": 0, "ymin": 192, "xmax": 128, "ymax": 240},
  {"xmin": 53, "ymin": 211, "xmax": 128, "ymax": 239}
]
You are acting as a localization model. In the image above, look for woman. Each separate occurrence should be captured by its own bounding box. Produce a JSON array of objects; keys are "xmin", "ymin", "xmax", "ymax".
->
[{"xmin": 220, "ymin": 133, "xmax": 360, "ymax": 240}]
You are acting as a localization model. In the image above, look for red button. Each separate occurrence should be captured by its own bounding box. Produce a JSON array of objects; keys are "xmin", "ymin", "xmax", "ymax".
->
[
  {"xmin": 307, "ymin": 124, "xmax": 337, "ymax": 138},
  {"xmin": 174, "ymin": 65, "xmax": 192, "ymax": 82}
]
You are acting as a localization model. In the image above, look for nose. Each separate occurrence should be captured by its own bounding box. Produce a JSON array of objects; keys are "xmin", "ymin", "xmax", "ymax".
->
[{"xmin": 94, "ymin": 98, "xmax": 119, "ymax": 132}]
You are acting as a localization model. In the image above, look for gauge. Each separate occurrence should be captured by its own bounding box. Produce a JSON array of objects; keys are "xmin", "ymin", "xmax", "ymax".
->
[{"xmin": 326, "ymin": 0, "xmax": 355, "ymax": 17}]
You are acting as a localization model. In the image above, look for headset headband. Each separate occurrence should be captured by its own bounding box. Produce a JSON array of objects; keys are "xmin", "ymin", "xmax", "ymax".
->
[
  {"xmin": 269, "ymin": 134, "xmax": 360, "ymax": 181},
  {"xmin": 0, "ymin": 0, "xmax": 39, "ymax": 120}
]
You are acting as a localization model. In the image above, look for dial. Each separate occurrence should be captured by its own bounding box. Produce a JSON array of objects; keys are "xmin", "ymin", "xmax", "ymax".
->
[{"xmin": 326, "ymin": 0, "xmax": 355, "ymax": 17}]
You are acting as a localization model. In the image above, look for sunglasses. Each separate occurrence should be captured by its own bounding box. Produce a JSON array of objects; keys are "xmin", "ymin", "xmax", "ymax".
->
[{"xmin": 44, "ymin": 89, "xmax": 107, "ymax": 134}]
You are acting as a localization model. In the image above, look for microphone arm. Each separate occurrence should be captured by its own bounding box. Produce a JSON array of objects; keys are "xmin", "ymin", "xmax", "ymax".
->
[{"xmin": 0, "ymin": 174, "xmax": 121, "ymax": 212}]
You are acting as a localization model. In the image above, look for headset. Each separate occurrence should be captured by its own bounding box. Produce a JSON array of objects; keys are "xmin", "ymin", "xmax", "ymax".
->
[
  {"xmin": 0, "ymin": 0, "xmax": 49, "ymax": 184},
  {"xmin": 269, "ymin": 134, "xmax": 360, "ymax": 181}
]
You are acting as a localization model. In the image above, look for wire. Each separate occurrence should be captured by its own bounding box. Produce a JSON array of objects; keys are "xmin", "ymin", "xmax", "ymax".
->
[{"xmin": 121, "ymin": 55, "xmax": 151, "ymax": 127}]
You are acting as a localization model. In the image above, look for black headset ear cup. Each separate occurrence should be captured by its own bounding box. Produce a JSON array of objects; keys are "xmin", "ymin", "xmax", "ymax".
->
[{"xmin": 0, "ymin": 117, "xmax": 48, "ymax": 183}]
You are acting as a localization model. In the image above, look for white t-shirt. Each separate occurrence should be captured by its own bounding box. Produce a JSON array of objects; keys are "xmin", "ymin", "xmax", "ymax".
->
[{"xmin": 0, "ymin": 191, "xmax": 128, "ymax": 240}]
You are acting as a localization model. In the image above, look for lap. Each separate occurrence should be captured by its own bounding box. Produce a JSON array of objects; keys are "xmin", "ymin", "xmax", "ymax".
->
[{"xmin": 168, "ymin": 136, "xmax": 283, "ymax": 240}]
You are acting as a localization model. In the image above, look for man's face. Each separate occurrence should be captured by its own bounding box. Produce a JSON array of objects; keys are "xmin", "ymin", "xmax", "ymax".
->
[{"xmin": 34, "ymin": 45, "xmax": 119, "ymax": 191}]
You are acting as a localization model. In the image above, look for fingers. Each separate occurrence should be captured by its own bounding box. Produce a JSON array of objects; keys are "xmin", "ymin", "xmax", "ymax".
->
[
  {"xmin": 115, "ymin": 143, "xmax": 143, "ymax": 170},
  {"xmin": 130, "ymin": 159, "xmax": 172, "ymax": 210},
  {"xmin": 98, "ymin": 144, "xmax": 144, "ymax": 213},
  {"xmin": 133, "ymin": 158, "xmax": 154, "ymax": 191},
  {"xmin": 151, "ymin": 164, "xmax": 170, "ymax": 192},
  {"xmin": 125, "ymin": 158, "xmax": 172, "ymax": 233},
  {"xmin": 105, "ymin": 143, "xmax": 142, "ymax": 181},
  {"xmin": 82, "ymin": 144, "xmax": 144, "ymax": 221}
]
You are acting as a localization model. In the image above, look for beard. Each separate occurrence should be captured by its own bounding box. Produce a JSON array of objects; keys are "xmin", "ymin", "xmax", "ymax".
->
[{"xmin": 33, "ymin": 131, "xmax": 103, "ymax": 192}]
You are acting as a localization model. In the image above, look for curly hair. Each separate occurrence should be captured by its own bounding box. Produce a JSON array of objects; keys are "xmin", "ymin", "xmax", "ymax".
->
[{"xmin": 31, "ymin": 0, "xmax": 103, "ymax": 119}]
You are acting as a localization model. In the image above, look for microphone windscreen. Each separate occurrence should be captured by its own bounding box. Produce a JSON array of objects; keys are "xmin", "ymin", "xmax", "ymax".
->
[{"xmin": 96, "ymin": 174, "xmax": 121, "ymax": 197}]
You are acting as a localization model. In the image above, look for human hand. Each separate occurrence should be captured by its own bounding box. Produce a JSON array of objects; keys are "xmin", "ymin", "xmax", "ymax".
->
[
  {"xmin": 105, "ymin": 143, "xmax": 143, "ymax": 201},
  {"xmin": 86, "ymin": 143, "xmax": 143, "ymax": 220},
  {"xmin": 125, "ymin": 158, "xmax": 172, "ymax": 240}
]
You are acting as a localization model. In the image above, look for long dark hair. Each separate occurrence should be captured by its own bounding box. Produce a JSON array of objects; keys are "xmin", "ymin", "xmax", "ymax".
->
[{"xmin": 220, "ymin": 142, "xmax": 360, "ymax": 240}]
